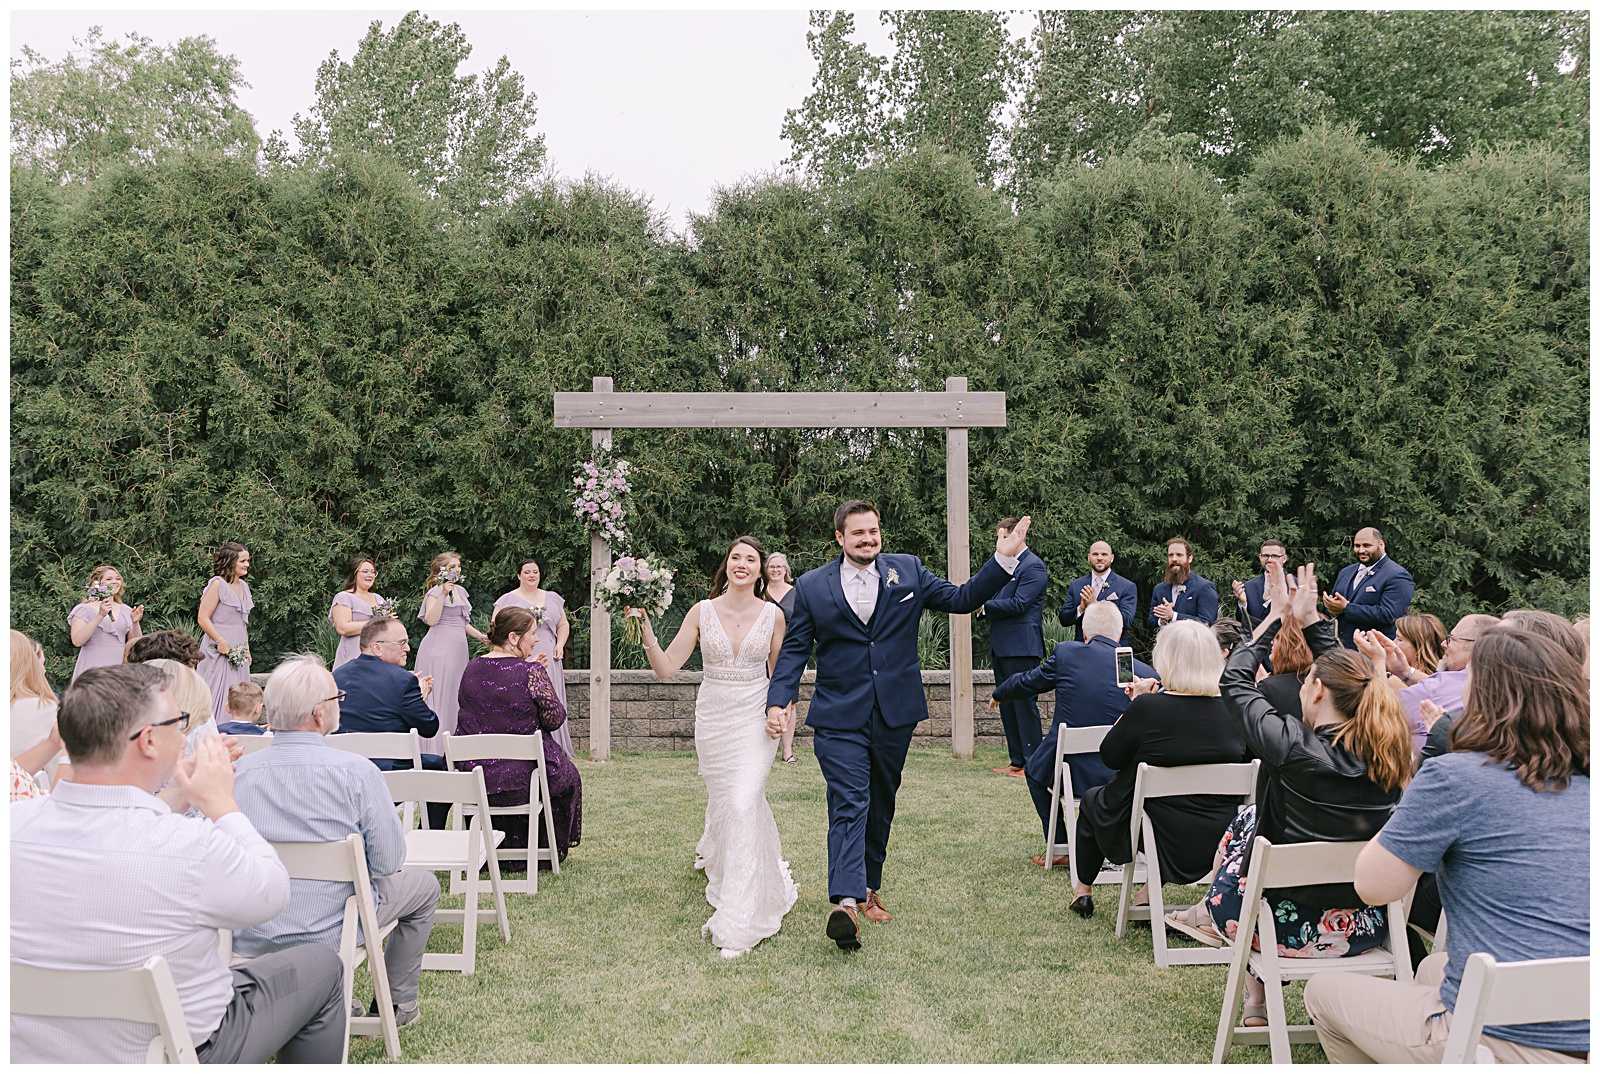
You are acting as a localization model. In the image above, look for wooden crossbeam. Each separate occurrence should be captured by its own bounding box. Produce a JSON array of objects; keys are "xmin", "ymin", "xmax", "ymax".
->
[{"xmin": 553, "ymin": 391, "xmax": 1006, "ymax": 429}]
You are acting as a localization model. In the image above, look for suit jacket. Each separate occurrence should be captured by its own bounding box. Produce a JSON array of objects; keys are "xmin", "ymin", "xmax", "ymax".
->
[
  {"xmin": 996, "ymin": 635, "xmax": 1156, "ymax": 796},
  {"xmin": 1236, "ymin": 572, "xmax": 1299, "ymax": 631},
  {"xmin": 767, "ymin": 552, "xmax": 1013, "ymax": 731},
  {"xmin": 984, "ymin": 548, "xmax": 1048, "ymax": 659},
  {"xmin": 1146, "ymin": 573, "xmax": 1219, "ymax": 631},
  {"xmin": 333, "ymin": 653, "xmax": 440, "ymax": 753},
  {"xmin": 1330, "ymin": 555, "xmax": 1415, "ymax": 647},
  {"xmin": 1059, "ymin": 571, "xmax": 1137, "ymax": 644}
]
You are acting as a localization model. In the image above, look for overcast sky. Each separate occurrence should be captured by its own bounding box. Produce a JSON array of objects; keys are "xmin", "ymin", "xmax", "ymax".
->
[{"xmin": 11, "ymin": 8, "xmax": 916, "ymax": 233}]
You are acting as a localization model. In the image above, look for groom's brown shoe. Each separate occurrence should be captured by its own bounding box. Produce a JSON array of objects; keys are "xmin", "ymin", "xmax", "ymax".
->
[
  {"xmin": 862, "ymin": 890, "xmax": 892, "ymax": 923},
  {"xmin": 826, "ymin": 904, "xmax": 861, "ymax": 949}
]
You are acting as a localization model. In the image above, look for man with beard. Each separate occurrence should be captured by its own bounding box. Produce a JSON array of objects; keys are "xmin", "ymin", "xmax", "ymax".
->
[
  {"xmin": 1060, "ymin": 540, "xmax": 1137, "ymax": 644},
  {"xmin": 1325, "ymin": 527, "xmax": 1415, "ymax": 649},
  {"xmin": 1146, "ymin": 537, "xmax": 1218, "ymax": 631}
]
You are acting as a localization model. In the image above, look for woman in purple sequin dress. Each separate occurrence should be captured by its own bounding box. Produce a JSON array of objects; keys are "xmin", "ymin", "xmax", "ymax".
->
[
  {"xmin": 455, "ymin": 605, "xmax": 581, "ymax": 865},
  {"xmin": 196, "ymin": 542, "xmax": 253, "ymax": 724},
  {"xmin": 414, "ymin": 552, "xmax": 489, "ymax": 751},
  {"xmin": 493, "ymin": 556, "xmax": 576, "ymax": 761},
  {"xmin": 68, "ymin": 564, "xmax": 144, "ymax": 682}
]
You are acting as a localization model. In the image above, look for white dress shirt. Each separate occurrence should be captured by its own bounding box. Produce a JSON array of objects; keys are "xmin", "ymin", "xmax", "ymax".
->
[
  {"xmin": 10, "ymin": 780, "xmax": 291, "ymax": 1063},
  {"xmin": 842, "ymin": 561, "xmax": 880, "ymax": 623}
]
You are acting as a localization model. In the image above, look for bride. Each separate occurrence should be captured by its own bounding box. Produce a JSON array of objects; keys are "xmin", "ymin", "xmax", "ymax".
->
[{"xmin": 633, "ymin": 535, "xmax": 799, "ymax": 958}]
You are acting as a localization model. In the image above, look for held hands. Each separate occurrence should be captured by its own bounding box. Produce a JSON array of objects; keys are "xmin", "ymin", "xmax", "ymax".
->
[
  {"xmin": 764, "ymin": 705, "xmax": 786, "ymax": 738},
  {"xmin": 995, "ymin": 516, "xmax": 1032, "ymax": 559},
  {"xmin": 1123, "ymin": 675, "xmax": 1161, "ymax": 700}
]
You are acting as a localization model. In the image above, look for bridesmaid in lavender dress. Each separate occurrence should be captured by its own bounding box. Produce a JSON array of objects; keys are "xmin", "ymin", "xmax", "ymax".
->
[
  {"xmin": 329, "ymin": 555, "xmax": 383, "ymax": 670},
  {"xmin": 493, "ymin": 556, "xmax": 576, "ymax": 761},
  {"xmin": 414, "ymin": 551, "xmax": 488, "ymax": 751},
  {"xmin": 68, "ymin": 564, "xmax": 144, "ymax": 682},
  {"xmin": 196, "ymin": 542, "xmax": 253, "ymax": 724},
  {"xmin": 455, "ymin": 605, "xmax": 582, "ymax": 864}
]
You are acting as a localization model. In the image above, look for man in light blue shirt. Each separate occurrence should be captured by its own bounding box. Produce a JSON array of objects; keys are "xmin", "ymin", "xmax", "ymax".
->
[{"xmin": 232, "ymin": 653, "xmax": 439, "ymax": 1029}]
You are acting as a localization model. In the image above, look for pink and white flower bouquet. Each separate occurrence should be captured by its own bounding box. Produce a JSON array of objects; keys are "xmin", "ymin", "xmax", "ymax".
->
[
  {"xmin": 595, "ymin": 554, "xmax": 674, "ymax": 644},
  {"xmin": 572, "ymin": 450, "xmax": 631, "ymax": 547}
]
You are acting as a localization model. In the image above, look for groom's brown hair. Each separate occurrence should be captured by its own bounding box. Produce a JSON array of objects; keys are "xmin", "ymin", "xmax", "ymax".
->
[{"xmin": 833, "ymin": 499, "xmax": 878, "ymax": 536}]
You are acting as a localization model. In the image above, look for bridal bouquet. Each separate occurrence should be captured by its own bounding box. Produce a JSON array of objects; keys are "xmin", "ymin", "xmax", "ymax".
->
[
  {"xmin": 226, "ymin": 645, "xmax": 251, "ymax": 670},
  {"xmin": 373, "ymin": 597, "xmax": 398, "ymax": 619},
  {"xmin": 572, "ymin": 449, "xmax": 632, "ymax": 547},
  {"xmin": 595, "ymin": 554, "xmax": 674, "ymax": 644},
  {"xmin": 86, "ymin": 582, "xmax": 116, "ymax": 619}
]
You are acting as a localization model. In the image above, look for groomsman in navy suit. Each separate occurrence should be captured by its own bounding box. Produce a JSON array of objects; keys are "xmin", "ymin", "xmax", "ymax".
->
[
  {"xmin": 767, "ymin": 500, "xmax": 1030, "ymax": 950},
  {"xmin": 1059, "ymin": 540, "xmax": 1137, "ymax": 644},
  {"xmin": 981, "ymin": 517, "xmax": 1049, "ymax": 777},
  {"xmin": 1230, "ymin": 538, "xmax": 1295, "ymax": 630},
  {"xmin": 1325, "ymin": 527, "xmax": 1415, "ymax": 648},
  {"xmin": 1146, "ymin": 537, "xmax": 1218, "ymax": 631}
]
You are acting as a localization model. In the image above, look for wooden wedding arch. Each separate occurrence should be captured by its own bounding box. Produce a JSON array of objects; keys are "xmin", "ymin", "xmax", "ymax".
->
[{"xmin": 553, "ymin": 376, "xmax": 1007, "ymax": 762}]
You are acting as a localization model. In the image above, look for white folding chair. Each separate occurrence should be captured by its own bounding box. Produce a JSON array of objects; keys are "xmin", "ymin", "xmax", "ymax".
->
[
  {"xmin": 232, "ymin": 733, "xmax": 274, "ymax": 756},
  {"xmin": 444, "ymin": 731, "xmax": 560, "ymax": 895},
  {"xmin": 1441, "ymin": 952, "xmax": 1591, "ymax": 1064},
  {"xmin": 1412, "ymin": 907, "xmax": 1448, "ymax": 957},
  {"xmin": 1115, "ymin": 760, "xmax": 1260, "ymax": 968},
  {"xmin": 271, "ymin": 834, "xmax": 402, "ymax": 1061},
  {"xmin": 383, "ymin": 768, "xmax": 510, "ymax": 975},
  {"xmin": 1213, "ymin": 836, "xmax": 1414, "ymax": 1064},
  {"xmin": 12, "ymin": 955, "xmax": 199, "ymax": 1063},
  {"xmin": 330, "ymin": 730, "xmax": 428, "ymax": 827},
  {"xmin": 1043, "ymin": 724, "xmax": 1143, "ymax": 887}
]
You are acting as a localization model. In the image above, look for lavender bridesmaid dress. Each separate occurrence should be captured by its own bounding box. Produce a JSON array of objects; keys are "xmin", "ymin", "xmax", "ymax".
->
[
  {"xmin": 493, "ymin": 589, "xmax": 577, "ymax": 761},
  {"xmin": 329, "ymin": 591, "xmax": 378, "ymax": 670},
  {"xmin": 197, "ymin": 576, "xmax": 252, "ymax": 723},
  {"xmin": 68, "ymin": 602, "xmax": 132, "ymax": 682},
  {"xmin": 415, "ymin": 584, "xmax": 471, "ymax": 750}
]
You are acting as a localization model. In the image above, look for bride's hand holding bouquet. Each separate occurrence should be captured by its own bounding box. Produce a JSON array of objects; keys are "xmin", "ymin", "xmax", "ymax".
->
[{"xmin": 596, "ymin": 554, "xmax": 674, "ymax": 645}]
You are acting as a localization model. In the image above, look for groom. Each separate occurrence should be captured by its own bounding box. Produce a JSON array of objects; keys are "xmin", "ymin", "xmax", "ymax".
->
[{"xmin": 766, "ymin": 499, "xmax": 1032, "ymax": 949}]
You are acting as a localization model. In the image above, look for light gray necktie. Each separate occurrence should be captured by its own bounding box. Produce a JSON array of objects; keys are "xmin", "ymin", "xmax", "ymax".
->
[
  {"xmin": 854, "ymin": 569, "xmax": 873, "ymax": 624},
  {"xmin": 1353, "ymin": 566, "xmax": 1371, "ymax": 592}
]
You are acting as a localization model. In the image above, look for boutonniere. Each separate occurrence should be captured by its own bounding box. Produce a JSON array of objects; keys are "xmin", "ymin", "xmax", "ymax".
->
[{"xmin": 885, "ymin": 568, "xmax": 900, "ymax": 587}]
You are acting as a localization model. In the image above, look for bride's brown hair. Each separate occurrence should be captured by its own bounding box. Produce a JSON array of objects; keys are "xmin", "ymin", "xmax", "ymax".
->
[{"xmin": 709, "ymin": 536, "xmax": 769, "ymax": 600}]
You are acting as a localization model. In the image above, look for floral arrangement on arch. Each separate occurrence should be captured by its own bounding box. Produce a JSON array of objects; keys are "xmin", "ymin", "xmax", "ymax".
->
[{"xmin": 572, "ymin": 448, "xmax": 632, "ymax": 547}]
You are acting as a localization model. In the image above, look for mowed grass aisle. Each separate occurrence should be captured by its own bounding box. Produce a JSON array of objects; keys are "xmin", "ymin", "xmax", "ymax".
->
[{"xmin": 351, "ymin": 745, "xmax": 1324, "ymax": 1063}]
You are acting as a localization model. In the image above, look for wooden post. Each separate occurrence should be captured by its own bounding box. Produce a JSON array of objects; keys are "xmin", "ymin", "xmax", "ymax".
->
[
  {"xmin": 589, "ymin": 376, "xmax": 613, "ymax": 763},
  {"xmin": 946, "ymin": 376, "xmax": 974, "ymax": 759}
]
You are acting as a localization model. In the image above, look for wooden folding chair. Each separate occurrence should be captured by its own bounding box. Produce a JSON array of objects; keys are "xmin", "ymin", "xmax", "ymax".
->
[
  {"xmin": 270, "ymin": 833, "xmax": 402, "ymax": 1061},
  {"xmin": 383, "ymin": 767, "xmax": 509, "ymax": 975},
  {"xmin": 329, "ymin": 729, "xmax": 428, "ymax": 827},
  {"xmin": 1441, "ymin": 952, "xmax": 1591, "ymax": 1064},
  {"xmin": 1043, "ymin": 724, "xmax": 1143, "ymax": 887},
  {"xmin": 12, "ymin": 955, "xmax": 198, "ymax": 1063},
  {"xmin": 1115, "ymin": 760, "xmax": 1260, "ymax": 968},
  {"xmin": 444, "ymin": 731, "xmax": 560, "ymax": 895},
  {"xmin": 1213, "ymin": 836, "xmax": 1414, "ymax": 1064}
]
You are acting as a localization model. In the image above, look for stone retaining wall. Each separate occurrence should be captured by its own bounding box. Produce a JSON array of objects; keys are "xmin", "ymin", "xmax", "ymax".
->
[{"xmin": 560, "ymin": 669, "xmax": 1055, "ymax": 754}]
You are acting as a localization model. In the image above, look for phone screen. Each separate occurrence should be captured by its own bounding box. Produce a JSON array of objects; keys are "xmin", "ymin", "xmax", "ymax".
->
[{"xmin": 1115, "ymin": 647, "xmax": 1135, "ymax": 685}]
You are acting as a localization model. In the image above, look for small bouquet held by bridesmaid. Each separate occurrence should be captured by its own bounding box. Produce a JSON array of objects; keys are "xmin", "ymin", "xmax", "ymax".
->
[
  {"xmin": 226, "ymin": 645, "xmax": 251, "ymax": 670},
  {"xmin": 373, "ymin": 597, "xmax": 399, "ymax": 619},
  {"xmin": 86, "ymin": 582, "xmax": 116, "ymax": 620},
  {"xmin": 597, "ymin": 555, "xmax": 674, "ymax": 644},
  {"xmin": 437, "ymin": 565, "xmax": 462, "ymax": 603}
]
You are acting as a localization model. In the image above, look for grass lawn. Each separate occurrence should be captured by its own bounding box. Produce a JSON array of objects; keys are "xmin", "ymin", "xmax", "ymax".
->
[{"xmin": 351, "ymin": 745, "xmax": 1327, "ymax": 1063}]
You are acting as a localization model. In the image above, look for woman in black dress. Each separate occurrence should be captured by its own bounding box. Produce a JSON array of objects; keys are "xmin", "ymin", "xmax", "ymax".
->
[
  {"xmin": 764, "ymin": 552, "xmax": 799, "ymax": 763},
  {"xmin": 1070, "ymin": 619, "xmax": 1250, "ymax": 918}
]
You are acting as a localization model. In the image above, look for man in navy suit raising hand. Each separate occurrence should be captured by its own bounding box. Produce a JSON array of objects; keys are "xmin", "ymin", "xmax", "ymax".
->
[{"xmin": 767, "ymin": 500, "xmax": 1030, "ymax": 950}]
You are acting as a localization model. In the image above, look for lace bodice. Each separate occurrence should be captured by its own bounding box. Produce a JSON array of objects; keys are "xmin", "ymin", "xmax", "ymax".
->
[{"xmin": 700, "ymin": 600, "xmax": 775, "ymax": 682}]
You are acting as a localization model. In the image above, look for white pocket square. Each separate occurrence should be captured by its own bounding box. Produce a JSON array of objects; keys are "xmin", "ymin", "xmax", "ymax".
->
[
  {"xmin": 1365, "ymin": 585, "xmax": 1377, "ymax": 592},
  {"xmin": 898, "ymin": 592, "xmax": 915, "ymax": 603},
  {"xmin": 1105, "ymin": 592, "xmax": 1119, "ymax": 600}
]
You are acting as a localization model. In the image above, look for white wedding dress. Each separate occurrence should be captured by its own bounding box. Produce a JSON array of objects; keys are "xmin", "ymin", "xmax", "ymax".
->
[{"xmin": 693, "ymin": 599, "xmax": 798, "ymax": 954}]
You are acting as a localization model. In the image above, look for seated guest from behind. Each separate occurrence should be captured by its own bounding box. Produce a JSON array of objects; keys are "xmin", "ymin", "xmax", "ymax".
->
[
  {"xmin": 126, "ymin": 629, "xmax": 204, "ymax": 669},
  {"xmin": 217, "ymin": 681, "xmax": 267, "ymax": 737},
  {"xmin": 1147, "ymin": 537, "xmax": 1218, "ymax": 631},
  {"xmin": 232, "ymin": 654, "xmax": 439, "ymax": 1030},
  {"xmin": 995, "ymin": 600, "xmax": 1156, "ymax": 869},
  {"xmin": 1257, "ymin": 609, "xmax": 1315, "ymax": 721},
  {"xmin": 1306, "ymin": 626, "xmax": 1589, "ymax": 1063},
  {"xmin": 1067, "ymin": 619, "xmax": 1247, "ymax": 918},
  {"xmin": 10, "ymin": 664, "xmax": 344, "ymax": 1063},
  {"xmin": 1060, "ymin": 540, "xmax": 1137, "ymax": 644},
  {"xmin": 1169, "ymin": 564, "xmax": 1415, "ymax": 1030},
  {"xmin": 1364, "ymin": 612, "xmax": 1498, "ymax": 754},
  {"xmin": 1211, "ymin": 618, "xmax": 1244, "ymax": 660}
]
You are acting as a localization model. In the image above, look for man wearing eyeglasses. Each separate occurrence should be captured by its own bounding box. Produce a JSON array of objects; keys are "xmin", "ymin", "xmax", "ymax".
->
[
  {"xmin": 333, "ymin": 617, "xmax": 449, "ymax": 830},
  {"xmin": 11, "ymin": 664, "xmax": 346, "ymax": 1063},
  {"xmin": 1231, "ymin": 539, "xmax": 1297, "ymax": 631}
]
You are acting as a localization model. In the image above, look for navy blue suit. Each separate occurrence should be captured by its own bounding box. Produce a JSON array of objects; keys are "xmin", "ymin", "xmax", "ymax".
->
[
  {"xmin": 984, "ymin": 548, "xmax": 1049, "ymax": 767},
  {"xmin": 1059, "ymin": 571, "xmax": 1137, "ymax": 644},
  {"xmin": 1146, "ymin": 573, "xmax": 1219, "ymax": 630},
  {"xmin": 1330, "ymin": 555, "xmax": 1415, "ymax": 648},
  {"xmin": 333, "ymin": 652, "xmax": 447, "ymax": 827},
  {"xmin": 1236, "ymin": 572, "xmax": 1299, "ymax": 631},
  {"xmin": 768, "ymin": 552, "xmax": 1014, "ymax": 900},
  {"xmin": 994, "ymin": 636, "xmax": 1156, "ymax": 844}
]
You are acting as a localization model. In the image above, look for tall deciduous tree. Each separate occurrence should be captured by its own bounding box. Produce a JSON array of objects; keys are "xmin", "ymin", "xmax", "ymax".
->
[
  {"xmin": 285, "ymin": 10, "xmax": 545, "ymax": 215},
  {"xmin": 10, "ymin": 27, "xmax": 259, "ymax": 184}
]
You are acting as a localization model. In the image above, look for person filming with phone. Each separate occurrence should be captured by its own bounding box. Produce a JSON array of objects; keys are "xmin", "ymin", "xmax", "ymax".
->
[{"xmin": 993, "ymin": 601, "xmax": 1156, "ymax": 871}]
